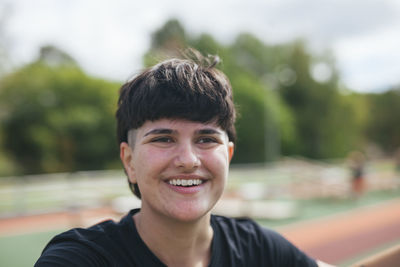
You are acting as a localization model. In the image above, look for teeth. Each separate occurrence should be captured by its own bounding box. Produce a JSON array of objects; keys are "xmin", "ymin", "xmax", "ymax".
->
[{"xmin": 168, "ymin": 179, "xmax": 203, "ymax": 187}]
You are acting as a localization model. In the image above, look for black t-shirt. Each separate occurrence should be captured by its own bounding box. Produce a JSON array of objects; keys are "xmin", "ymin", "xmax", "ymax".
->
[{"xmin": 35, "ymin": 209, "xmax": 317, "ymax": 266}]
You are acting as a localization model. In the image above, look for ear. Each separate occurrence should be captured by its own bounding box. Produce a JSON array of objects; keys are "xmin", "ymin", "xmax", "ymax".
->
[
  {"xmin": 120, "ymin": 142, "xmax": 137, "ymax": 184},
  {"xmin": 228, "ymin": 142, "xmax": 234, "ymax": 162}
]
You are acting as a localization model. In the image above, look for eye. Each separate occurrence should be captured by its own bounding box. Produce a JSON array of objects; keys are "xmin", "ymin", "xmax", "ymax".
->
[
  {"xmin": 197, "ymin": 137, "xmax": 218, "ymax": 144},
  {"xmin": 151, "ymin": 136, "xmax": 174, "ymax": 143}
]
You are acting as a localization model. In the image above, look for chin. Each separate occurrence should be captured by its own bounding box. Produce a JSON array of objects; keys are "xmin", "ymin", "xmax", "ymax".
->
[{"xmin": 167, "ymin": 202, "xmax": 214, "ymax": 223}]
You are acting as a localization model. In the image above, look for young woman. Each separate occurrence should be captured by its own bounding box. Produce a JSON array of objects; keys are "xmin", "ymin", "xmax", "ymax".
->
[{"xmin": 36, "ymin": 51, "xmax": 333, "ymax": 267}]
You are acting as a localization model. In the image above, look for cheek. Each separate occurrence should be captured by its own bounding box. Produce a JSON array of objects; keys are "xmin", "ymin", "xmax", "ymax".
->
[
  {"xmin": 133, "ymin": 148, "xmax": 171, "ymax": 178},
  {"xmin": 202, "ymin": 148, "xmax": 230, "ymax": 176}
]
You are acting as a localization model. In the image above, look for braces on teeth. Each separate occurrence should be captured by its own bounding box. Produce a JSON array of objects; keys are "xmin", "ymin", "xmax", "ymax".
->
[{"xmin": 168, "ymin": 179, "xmax": 203, "ymax": 186}]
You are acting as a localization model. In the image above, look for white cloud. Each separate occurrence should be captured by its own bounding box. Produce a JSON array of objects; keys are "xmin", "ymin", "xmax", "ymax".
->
[{"xmin": 334, "ymin": 18, "xmax": 400, "ymax": 91}]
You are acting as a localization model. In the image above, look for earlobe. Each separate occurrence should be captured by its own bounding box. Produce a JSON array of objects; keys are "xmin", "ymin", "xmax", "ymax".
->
[
  {"xmin": 120, "ymin": 142, "xmax": 136, "ymax": 183},
  {"xmin": 228, "ymin": 142, "xmax": 234, "ymax": 162}
]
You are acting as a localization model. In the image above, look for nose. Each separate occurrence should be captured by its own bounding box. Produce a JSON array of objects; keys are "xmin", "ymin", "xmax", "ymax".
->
[{"xmin": 174, "ymin": 143, "xmax": 200, "ymax": 170}]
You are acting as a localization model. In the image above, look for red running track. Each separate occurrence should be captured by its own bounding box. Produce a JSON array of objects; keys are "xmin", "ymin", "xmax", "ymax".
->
[
  {"xmin": 1, "ymin": 199, "xmax": 400, "ymax": 265},
  {"xmin": 280, "ymin": 198, "xmax": 400, "ymax": 264}
]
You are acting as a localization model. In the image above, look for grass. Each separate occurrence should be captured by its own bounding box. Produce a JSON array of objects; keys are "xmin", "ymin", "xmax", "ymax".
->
[
  {"xmin": 257, "ymin": 188, "xmax": 400, "ymax": 228},
  {"xmin": 0, "ymin": 230, "xmax": 64, "ymax": 267},
  {"xmin": 1, "ymin": 189, "xmax": 398, "ymax": 266},
  {"xmin": 0, "ymin": 162, "xmax": 398, "ymax": 265}
]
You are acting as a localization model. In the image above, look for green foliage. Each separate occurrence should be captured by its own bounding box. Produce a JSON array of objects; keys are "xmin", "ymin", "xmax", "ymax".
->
[
  {"xmin": 143, "ymin": 19, "xmax": 374, "ymax": 161},
  {"xmin": 276, "ymin": 41, "xmax": 363, "ymax": 158},
  {"xmin": 230, "ymin": 73, "xmax": 267, "ymax": 163},
  {"xmin": 38, "ymin": 45, "xmax": 77, "ymax": 67},
  {"xmin": 143, "ymin": 19, "xmax": 299, "ymax": 162},
  {"xmin": 0, "ymin": 144, "xmax": 17, "ymax": 176},
  {"xmin": 143, "ymin": 19, "xmax": 189, "ymax": 67},
  {"xmin": 0, "ymin": 56, "xmax": 120, "ymax": 174},
  {"xmin": 366, "ymin": 89, "xmax": 400, "ymax": 153},
  {"xmin": 225, "ymin": 35, "xmax": 297, "ymax": 160},
  {"xmin": 1, "ymin": 18, "xmax": 398, "ymax": 174},
  {"xmin": 151, "ymin": 19, "xmax": 187, "ymax": 50}
]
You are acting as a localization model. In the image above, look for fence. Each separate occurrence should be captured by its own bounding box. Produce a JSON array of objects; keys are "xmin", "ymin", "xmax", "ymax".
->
[{"xmin": 0, "ymin": 158, "xmax": 398, "ymax": 218}]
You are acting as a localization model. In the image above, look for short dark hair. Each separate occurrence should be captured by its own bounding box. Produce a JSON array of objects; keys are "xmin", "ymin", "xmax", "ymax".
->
[{"xmin": 116, "ymin": 50, "xmax": 236, "ymax": 198}]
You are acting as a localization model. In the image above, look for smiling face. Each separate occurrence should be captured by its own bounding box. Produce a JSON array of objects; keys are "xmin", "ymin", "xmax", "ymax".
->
[{"xmin": 120, "ymin": 118, "xmax": 234, "ymax": 223}]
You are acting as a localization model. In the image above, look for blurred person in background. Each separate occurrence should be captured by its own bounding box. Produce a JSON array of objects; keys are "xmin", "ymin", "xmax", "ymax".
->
[
  {"xmin": 394, "ymin": 148, "xmax": 400, "ymax": 190},
  {"xmin": 395, "ymin": 148, "xmax": 400, "ymax": 174},
  {"xmin": 35, "ymin": 49, "xmax": 333, "ymax": 267},
  {"xmin": 347, "ymin": 151, "xmax": 366, "ymax": 199}
]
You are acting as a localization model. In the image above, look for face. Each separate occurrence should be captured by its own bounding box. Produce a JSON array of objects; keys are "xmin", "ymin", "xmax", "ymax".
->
[{"xmin": 120, "ymin": 118, "xmax": 234, "ymax": 222}]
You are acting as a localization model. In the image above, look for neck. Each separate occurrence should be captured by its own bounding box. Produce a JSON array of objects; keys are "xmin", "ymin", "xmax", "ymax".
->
[{"xmin": 133, "ymin": 209, "xmax": 213, "ymax": 267}]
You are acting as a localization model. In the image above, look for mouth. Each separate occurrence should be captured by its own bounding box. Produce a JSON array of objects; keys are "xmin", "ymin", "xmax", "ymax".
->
[{"xmin": 167, "ymin": 178, "xmax": 205, "ymax": 187}]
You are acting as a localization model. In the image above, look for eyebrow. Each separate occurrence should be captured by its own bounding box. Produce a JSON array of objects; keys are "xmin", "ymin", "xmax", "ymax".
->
[
  {"xmin": 143, "ymin": 128, "xmax": 223, "ymax": 137},
  {"xmin": 195, "ymin": 128, "xmax": 223, "ymax": 135},
  {"xmin": 143, "ymin": 128, "xmax": 175, "ymax": 137}
]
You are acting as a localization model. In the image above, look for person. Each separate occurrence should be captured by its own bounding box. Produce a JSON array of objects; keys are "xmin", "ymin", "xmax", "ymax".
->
[
  {"xmin": 347, "ymin": 151, "xmax": 366, "ymax": 199},
  {"xmin": 394, "ymin": 147, "xmax": 400, "ymax": 174},
  {"xmin": 393, "ymin": 148, "xmax": 400, "ymax": 190},
  {"xmin": 35, "ymin": 50, "xmax": 333, "ymax": 266}
]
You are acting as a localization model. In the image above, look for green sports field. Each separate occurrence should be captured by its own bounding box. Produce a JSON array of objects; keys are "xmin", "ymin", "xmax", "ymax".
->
[
  {"xmin": 1, "ymin": 189, "xmax": 399, "ymax": 267},
  {"xmin": 1, "ymin": 159, "xmax": 399, "ymax": 266},
  {"xmin": 0, "ymin": 230, "xmax": 63, "ymax": 267}
]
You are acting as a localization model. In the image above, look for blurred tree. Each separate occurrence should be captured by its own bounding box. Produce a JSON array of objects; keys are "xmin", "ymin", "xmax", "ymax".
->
[
  {"xmin": 143, "ymin": 20, "xmax": 290, "ymax": 162},
  {"xmin": 0, "ymin": 45, "xmax": 120, "ymax": 174},
  {"xmin": 141, "ymin": 19, "xmax": 369, "ymax": 162},
  {"xmin": 366, "ymin": 88, "xmax": 400, "ymax": 153},
  {"xmin": 278, "ymin": 41, "xmax": 362, "ymax": 158},
  {"xmin": 38, "ymin": 45, "xmax": 77, "ymax": 66},
  {"xmin": 229, "ymin": 72, "xmax": 268, "ymax": 163},
  {"xmin": 143, "ymin": 19, "xmax": 188, "ymax": 67},
  {"xmin": 151, "ymin": 18, "xmax": 187, "ymax": 50},
  {"xmin": 227, "ymin": 34, "xmax": 296, "ymax": 161},
  {"xmin": 1, "ymin": 17, "xmax": 395, "ymax": 175},
  {"xmin": 190, "ymin": 33, "xmax": 222, "ymax": 56},
  {"xmin": 0, "ymin": 4, "xmax": 19, "ymax": 176},
  {"xmin": 0, "ymin": 3, "xmax": 11, "ymax": 77}
]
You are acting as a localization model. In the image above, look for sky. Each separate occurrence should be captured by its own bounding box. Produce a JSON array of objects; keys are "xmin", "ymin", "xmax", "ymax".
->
[{"xmin": 2, "ymin": 0, "xmax": 400, "ymax": 92}]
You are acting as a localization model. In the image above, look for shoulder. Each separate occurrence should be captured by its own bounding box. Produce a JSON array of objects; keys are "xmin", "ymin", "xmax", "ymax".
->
[
  {"xmin": 211, "ymin": 214, "xmax": 285, "ymax": 247},
  {"xmin": 35, "ymin": 210, "xmax": 138, "ymax": 267},
  {"xmin": 211, "ymin": 214, "xmax": 318, "ymax": 267},
  {"xmin": 212, "ymin": 214, "xmax": 281, "ymax": 240}
]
